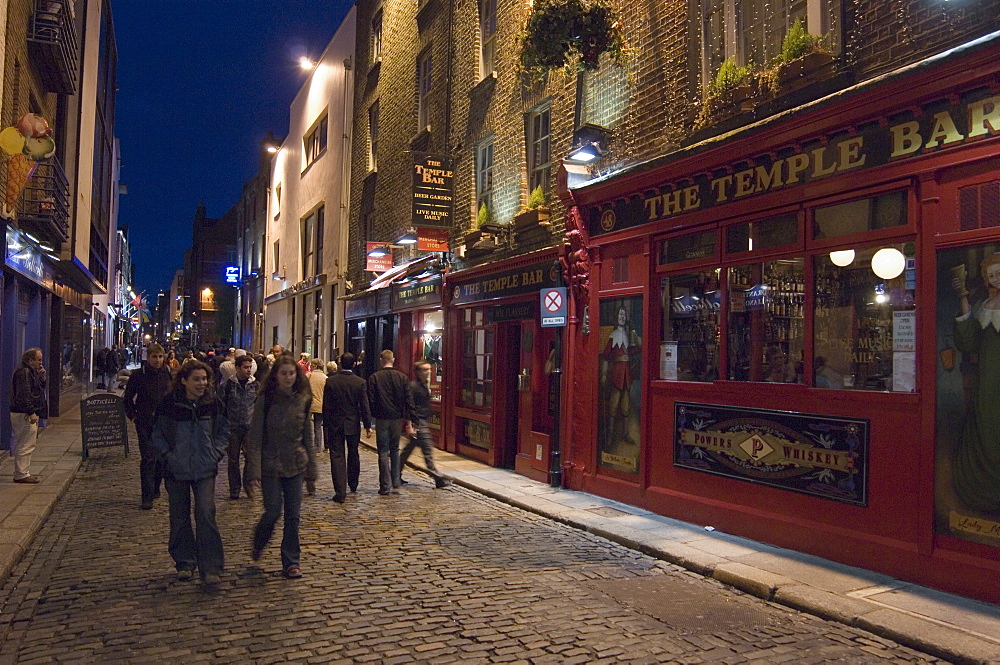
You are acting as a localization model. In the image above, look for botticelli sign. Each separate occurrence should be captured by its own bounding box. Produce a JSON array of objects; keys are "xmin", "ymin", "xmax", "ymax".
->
[
  {"xmin": 81, "ymin": 394, "xmax": 129, "ymax": 459},
  {"xmin": 590, "ymin": 87, "xmax": 1000, "ymax": 236},
  {"xmin": 412, "ymin": 154, "xmax": 454, "ymax": 229},
  {"xmin": 674, "ymin": 402, "xmax": 869, "ymax": 506}
]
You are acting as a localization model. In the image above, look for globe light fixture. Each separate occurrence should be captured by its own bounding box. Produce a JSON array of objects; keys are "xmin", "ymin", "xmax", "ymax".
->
[
  {"xmin": 299, "ymin": 56, "xmax": 316, "ymax": 71},
  {"xmin": 871, "ymin": 248, "xmax": 905, "ymax": 280},
  {"xmin": 829, "ymin": 249, "xmax": 855, "ymax": 267}
]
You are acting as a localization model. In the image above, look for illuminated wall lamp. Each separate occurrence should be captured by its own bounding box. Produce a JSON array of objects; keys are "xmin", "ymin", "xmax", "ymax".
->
[
  {"xmin": 396, "ymin": 229, "xmax": 418, "ymax": 245},
  {"xmin": 566, "ymin": 123, "xmax": 612, "ymax": 164}
]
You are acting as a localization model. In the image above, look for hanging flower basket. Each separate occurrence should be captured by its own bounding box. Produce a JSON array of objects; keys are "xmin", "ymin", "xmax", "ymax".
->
[{"xmin": 520, "ymin": 0, "xmax": 625, "ymax": 77}]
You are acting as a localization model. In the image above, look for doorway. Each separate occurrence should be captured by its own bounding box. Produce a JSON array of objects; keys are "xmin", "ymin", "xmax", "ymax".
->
[{"xmin": 498, "ymin": 322, "xmax": 522, "ymax": 469}]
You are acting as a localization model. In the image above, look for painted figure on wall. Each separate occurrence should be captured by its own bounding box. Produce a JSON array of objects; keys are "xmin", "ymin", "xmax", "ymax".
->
[
  {"xmin": 598, "ymin": 297, "xmax": 642, "ymax": 474},
  {"xmin": 936, "ymin": 243, "xmax": 1000, "ymax": 548}
]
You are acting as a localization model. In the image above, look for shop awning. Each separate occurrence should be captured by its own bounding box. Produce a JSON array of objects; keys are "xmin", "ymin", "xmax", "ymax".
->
[{"xmin": 340, "ymin": 255, "xmax": 437, "ymax": 301}]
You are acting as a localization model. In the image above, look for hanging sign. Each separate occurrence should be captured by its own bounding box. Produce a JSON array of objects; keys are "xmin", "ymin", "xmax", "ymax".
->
[
  {"xmin": 366, "ymin": 242, "xmax": 393, "ymax": 272},
  {"xmin": 412, "ymin": 154, "xmax": 454, "ymax": 229},
  {"xmin": 540, "ymin": 287, "xmax": 567, "ymax": 327},
  {"xmin": 417, "ymin": 227, "xmax": 450, "ymax": 251}
]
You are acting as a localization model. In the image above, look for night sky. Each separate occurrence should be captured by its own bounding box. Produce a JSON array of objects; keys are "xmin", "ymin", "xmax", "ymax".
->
[{"xmin": 115, "ymin": 0, "xmax": 354, "ymax": 296}]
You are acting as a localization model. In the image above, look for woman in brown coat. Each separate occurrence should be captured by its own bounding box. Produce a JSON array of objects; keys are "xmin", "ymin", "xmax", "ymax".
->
[{"xmin": 245, "ymin": 355, "xmax": 317, "ymax": 578}]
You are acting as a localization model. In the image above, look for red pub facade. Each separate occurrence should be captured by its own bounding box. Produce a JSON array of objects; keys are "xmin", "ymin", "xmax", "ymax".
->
[{"xmin": 556, "ymin": 34, "xmax": 1000, "ymax": 604}]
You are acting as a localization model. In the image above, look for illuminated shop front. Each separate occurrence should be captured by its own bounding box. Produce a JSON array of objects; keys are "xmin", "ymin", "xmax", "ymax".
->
[{"xmin": 560, "ymin": 41, "xmax": 1000, "ymax": 603}]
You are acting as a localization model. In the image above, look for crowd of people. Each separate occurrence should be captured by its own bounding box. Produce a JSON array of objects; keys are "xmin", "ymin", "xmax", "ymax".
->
[{"xmin": 109, "ymin": 341, "xmax": 450, "ymax": 588}]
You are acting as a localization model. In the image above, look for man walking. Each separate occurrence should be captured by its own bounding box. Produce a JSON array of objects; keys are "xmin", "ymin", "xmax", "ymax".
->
[
  {"xmin": 9, "ymin": 348, "xmax": 47, "ymax": 483},
  {"xmin": 400, "ymin": 361, "xmax": 451, "ymax": 488},
  {"xmin": 220, "ymin": 355, "xmax": 257, "ymax": 499},
  {"xmin": 322, "ymin": 353, "xmax": 371, "ymax": 502},
  {"xmin": 367, "ymin": 350, "xmax": 414, "ymax": 495},
  {"xmin": 123, "ymin": 343, "xmax": 172, "ymax": 509},
  {"xmin": 307, "ymin": 358, "xmax": 327, "ymax": 453}
]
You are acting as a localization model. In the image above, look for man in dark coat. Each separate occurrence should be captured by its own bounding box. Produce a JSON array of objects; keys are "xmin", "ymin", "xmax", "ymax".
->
[
  {"xmin": 123, "ymin": 343, "xmax": 172, "ymax": 509},
  {"xmin": 366, "ymin": 350, "xmax": 414, "ymax": 495},
  {"xmin": 322, "ymin": 353, "xmax": 372, "ymax": 502},
  {"xmin": 9, "ymin": 348, "xmax": 48, "ymax": 483}
]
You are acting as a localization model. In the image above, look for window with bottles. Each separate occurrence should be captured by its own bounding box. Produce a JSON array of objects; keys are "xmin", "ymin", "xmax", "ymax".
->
[
  {"xmin": 660, "ymin": 271, "xmax": 721, "ymax": 382},
  {"xmin": 814, "ymin": 243, "xmax": 915, "ymax": 391},
  {"xmin": 655, "ymin": 187, "xmax": 914, "ymax": 392},
  {"xmin": 728, "ymin": 259, "xmax": 805, "ymax": 383},
  {"xmin": 460, "ymin": 307, "xmax": 494, "ymax": 408}
]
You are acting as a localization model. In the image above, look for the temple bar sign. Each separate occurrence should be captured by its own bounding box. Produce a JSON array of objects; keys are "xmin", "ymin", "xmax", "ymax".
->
[
  {"xmin": 590, "ymin": 88, "xmax": 1000, "ymax": 236},
  {"xmin": 412, "ymin": 154, "xmax": 454, "ymax": 229}
]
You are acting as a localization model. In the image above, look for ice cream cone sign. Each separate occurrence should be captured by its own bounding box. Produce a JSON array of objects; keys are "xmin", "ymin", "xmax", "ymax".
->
[{"xmin": 1, "ymin": 113, "xmax": 56, "ymax": 219}]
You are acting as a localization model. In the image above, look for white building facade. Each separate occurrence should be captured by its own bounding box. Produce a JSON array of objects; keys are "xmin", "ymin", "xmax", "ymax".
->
[{"xmin": 264, "ymin": 9, "xmax": 356, "ymax": 362}]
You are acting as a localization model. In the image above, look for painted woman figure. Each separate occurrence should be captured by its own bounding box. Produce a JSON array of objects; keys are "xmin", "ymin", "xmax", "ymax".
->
[{"xmin": 951, "ymin": 252, "xmax": 1000, "ymax": 514}]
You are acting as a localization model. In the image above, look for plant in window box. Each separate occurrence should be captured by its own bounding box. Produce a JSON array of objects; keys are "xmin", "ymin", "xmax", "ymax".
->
[
  {"xmin": 519, "ymin": 0, "xmax": 625, "ymax": 79},
  {"xmin": 693, "ymin": 57, "xmax": 755, "ymax": 130},
  {"xmin": 513, "ymin": 185, "xmax": 552, "ymax": 231},
  {"xmin": 465, "ymin": 204, "xmax": 500, "ymax": 252},
  {"xmin": 771, "ymin": 20, "xmax": 834, "ymax": 92}
]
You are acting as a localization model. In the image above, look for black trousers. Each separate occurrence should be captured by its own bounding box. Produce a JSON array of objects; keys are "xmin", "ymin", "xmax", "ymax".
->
[
  {"xmin": 327, "ymin": 427, "xmax": 361, "ymax": 500},
  {"xmin": 399, "ymin": 419, "xmax": 444, "ymax": 482},
  {"xmin": 137, "ymin": 427, "xmax": 164, "ymax": 503}
]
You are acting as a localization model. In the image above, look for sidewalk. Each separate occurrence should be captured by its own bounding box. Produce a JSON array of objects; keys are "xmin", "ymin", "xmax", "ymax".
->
[
  {"xmin": 3, "ymin": 412, "xmax": 999, "ymax": 663},
  {"xmin": 383, "ymin": 437, "xmax": 1000, "ymax": 665}
]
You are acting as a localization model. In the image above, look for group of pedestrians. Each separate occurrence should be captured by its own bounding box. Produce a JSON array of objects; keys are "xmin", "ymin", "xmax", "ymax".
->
[{"xmin": 114, "ymin": 341, "xmax": 447, "ymax": 589}]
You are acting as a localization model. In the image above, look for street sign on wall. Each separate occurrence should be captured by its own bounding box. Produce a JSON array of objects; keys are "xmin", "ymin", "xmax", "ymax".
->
[
  {"xmin": 540, "ymin": 287, "xmax": 567, "ymax": 327},
  {"xmin": 366, "ymin": 242, "xmax": 393, "ymax": 272}
]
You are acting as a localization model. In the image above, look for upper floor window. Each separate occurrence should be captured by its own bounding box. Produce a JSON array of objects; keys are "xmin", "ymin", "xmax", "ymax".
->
[
  {"xmin": 700, "ymin": 0, "xmax": 841, "ymax": 90},
  {"xmin": 303, "ymin": 113, "xmax": 328, "ymax": 169},
  {"xmin": 301, "ymin": 212, "xmax": 315, "ymax": 280},
  {"xmin": 479, "ymin": 0, "xmax": 497, "ymax": 79},
  {"xmin": 368, "ymin": 101, "xmax": 380, "ymax": 171},
  {"xmin": 371, "ymin": 10, "xmax": 383, "ymax": 63},
  {"xmin": 526, "ymin": 104, "xmax": 551, "ymax": 196},
  {"xmin": 476, "ymin": 138, "xmax": 494, "ymax": 214},
  {"xmin": 417, "ymin": 50, "xmax": 433, "ymax": 131}
]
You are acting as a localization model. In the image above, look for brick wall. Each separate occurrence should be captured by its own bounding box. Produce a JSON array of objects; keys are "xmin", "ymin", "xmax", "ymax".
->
[{"xmin": 345, "ymin": 0, "xmax": 1000, "ymax": 284}]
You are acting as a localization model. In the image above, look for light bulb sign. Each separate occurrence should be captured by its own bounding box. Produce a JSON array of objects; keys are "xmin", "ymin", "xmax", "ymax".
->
[{"xmin": 224, "ymin": 266, "xmax": 239, "ymax": 284}]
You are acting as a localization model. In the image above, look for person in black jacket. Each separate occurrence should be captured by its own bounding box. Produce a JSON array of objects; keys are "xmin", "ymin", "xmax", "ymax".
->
[
  {"xmin": 400, "ymin": 361, "xmax": 450, "ymax": 488},
  {"xmin": 9, "ymin": 348, "xmax": 48, "ymax": 483},
  {"xmin": 322, "ymin": 353, "xmax": 372, "ymax": 502},
  {"xmin": 367, "ymin": 350, "xmax": 414, "ymax": 495},
  {"xmin": 151, "ymin": 360, "xmax": 229, "ymax": 586},
  {"xmin": 123, "ymin": 343, "xmax": 172, "ymax": 509}
]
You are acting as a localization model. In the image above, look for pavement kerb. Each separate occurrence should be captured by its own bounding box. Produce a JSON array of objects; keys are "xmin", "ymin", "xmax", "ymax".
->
[{"xmin": 386, "ymin": 440, "xmax": 1000, "ymax": 665}]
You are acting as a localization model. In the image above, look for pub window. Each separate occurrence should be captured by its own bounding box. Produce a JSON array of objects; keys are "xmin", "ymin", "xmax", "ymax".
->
[
  {"xmin": 371, "ymin": 9, "xmax": 383, "ymax": 63},
  {"xmin": 727, "ymin": 258, "xmax": 805, "ymax": 383},
  {"xmin": 814, "ymin": 243, "xmax": 915, "ymax": 391},
  {"xmin": 660, "ymin": 271, "xmax": 721, "ymax": 382},
  {"xmin": 368, "ymin": 100, "xmax": 380, "ymax": 171},
  {"xmin": 301, "ymin": 213, "xmax": 315, "ymax": 279},
  {"xmin": 526, "ymin": 103, "xmax": 551, "ymax": 196},
  {"xmin": 303, "ymin": 113, "xmax": 328, "ymax": 168},
  {"xmin": 479, "ymin": 0, "xmax": 497, "ymax": 79},
  {"xmin": 476, "ymin": 138, "xmax": 494, "ymax": 213},
  {"xmin": 813, "ymin": 190, "xmax": 907, "ymax": 240},
  {"xmin": 460, "ymin": 307, "xmax": 494, "ymax": 408},
  {"xmin": 726, "ymin": 213, "xmax": 798, "ymax": 254},
  {"xmin": 417, "ymin": 49, "xmax": 433, "ymax": 131},
  {"xmin": 699, "ymin": 0, "xmax": 841, "ymax": 96}
]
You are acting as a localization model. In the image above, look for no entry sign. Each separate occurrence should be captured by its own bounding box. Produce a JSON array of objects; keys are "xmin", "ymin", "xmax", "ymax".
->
[{"xmin": 540, "ymin": 287, "xmax": 567, "ymax": 327}]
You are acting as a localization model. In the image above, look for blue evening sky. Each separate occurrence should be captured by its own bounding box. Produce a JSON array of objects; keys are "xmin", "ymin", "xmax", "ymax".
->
[{"xmin": 115, "ymin": 0, "xmax": 354, "ymax": 295}]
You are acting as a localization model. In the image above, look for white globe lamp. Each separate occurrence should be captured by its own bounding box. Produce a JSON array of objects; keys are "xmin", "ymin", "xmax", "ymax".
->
[
  {"xmin": 871, "ymin": 248, "xmax": 905, "ymax": 280},
  {"xmin": 829, "ymin": 249, "xmax": 855, "ymax": 267}
]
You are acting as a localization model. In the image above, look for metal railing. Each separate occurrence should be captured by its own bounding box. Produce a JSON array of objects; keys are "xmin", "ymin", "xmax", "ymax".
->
[
  {"xmin": 27, "ymin": 0, "xmax": 80, "ymax": 94},
  {"xmin": 18, "ymin": 157, "xmax": 70, "ymax": 246}
]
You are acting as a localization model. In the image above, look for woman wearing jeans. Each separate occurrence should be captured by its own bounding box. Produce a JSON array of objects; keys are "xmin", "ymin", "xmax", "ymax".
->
[
  {"xmin": 245, "ymin": 355, "xmax": 317, "ymax": 578},
  {"xmin": 151, "ymin": 360, "xmax": 229, "ymax": 587}
]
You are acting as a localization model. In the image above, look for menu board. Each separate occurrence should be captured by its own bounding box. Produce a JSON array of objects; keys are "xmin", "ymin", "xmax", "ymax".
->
[{"xmin": 81, "ymin": 394, "xmax": 129, "ymax": 458}]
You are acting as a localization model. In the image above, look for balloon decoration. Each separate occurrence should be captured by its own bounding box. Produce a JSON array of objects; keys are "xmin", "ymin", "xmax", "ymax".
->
[{"xmin": 2, "ymin": 113, "xmax": 56, "ymax": 216}]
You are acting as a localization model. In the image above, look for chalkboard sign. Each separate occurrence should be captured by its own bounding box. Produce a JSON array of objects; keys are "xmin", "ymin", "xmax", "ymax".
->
[{"xmin": 81, "ymin": 393, "xmax": 129, "ymax": 459}]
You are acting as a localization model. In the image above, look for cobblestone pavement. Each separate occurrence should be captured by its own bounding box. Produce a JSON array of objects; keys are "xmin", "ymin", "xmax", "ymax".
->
[{"xmin": 0, "ymin": 446, "xmax": 947, "ymax": 664}]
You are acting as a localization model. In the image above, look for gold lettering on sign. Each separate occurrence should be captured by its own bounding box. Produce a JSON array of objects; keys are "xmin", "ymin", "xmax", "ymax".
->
[
  {"xmin": 968, "ymin": 95, "xmax": 1000, "ymax": 138},
  {"xmin": 811, "ymin": 146, "xmax": 838, "ymax": 177},
  {"xmin": 755, "ymin": 161, "xmax": 784, "ymax": 191},
  {"xmin": 711, "ymin": 175, "xmax": 733, "ymax": 202},
  {"xmin": 785, "ymin": 153, "xmax": 810, "ymax": 184},
  {"xmin": 890, "ymin": 121, "xmax": 922, "ymax": 157},
  {"xmin": 924, "ymin": 111, "xmax": 965, "ymax": 149},
  {"xmin": 837, "ymin": 136, "xmax": 866, "ymax": 171}
]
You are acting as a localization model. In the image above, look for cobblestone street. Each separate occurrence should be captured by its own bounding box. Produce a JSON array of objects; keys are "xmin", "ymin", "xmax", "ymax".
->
[{"xmin": 0, "ymin": 446, "xmax": 947, "ymax": 664}]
